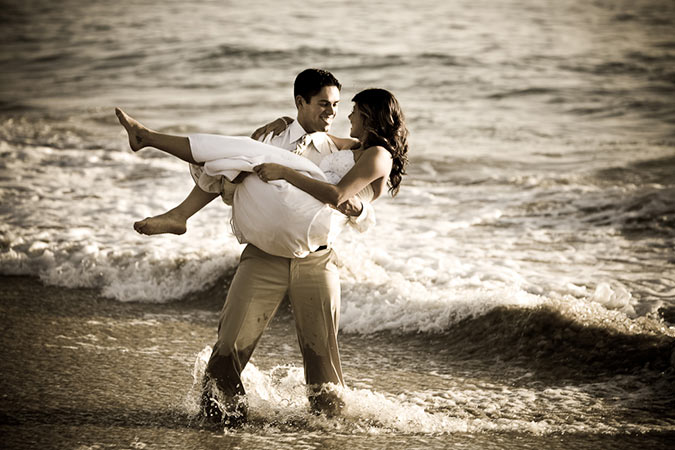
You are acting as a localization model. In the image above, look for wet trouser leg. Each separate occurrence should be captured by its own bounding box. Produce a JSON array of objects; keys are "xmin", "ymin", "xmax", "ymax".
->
[
  {"xmin": 204, "ymin": 245, "xmax": 345, "ymax": 418},
  {"xmin": 203, "ymin": 245, "xmax": 288, "ymax": 421},
  {"xmin": 289, "ymin": 248, "xmax": 344, "ymax": 415}
]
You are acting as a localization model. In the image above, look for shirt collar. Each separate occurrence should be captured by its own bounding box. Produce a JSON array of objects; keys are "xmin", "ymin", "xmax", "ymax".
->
[
  {"xmin": 288, "ymin": 120, "xmax": 309, "ymax": 145},
  {"xmin": 311, "ymin": 132, "xmax": 329, "ymax": 154},
  {"xmin": 289, "ymin": 120, "xmax": 335, "ymax": 154}
]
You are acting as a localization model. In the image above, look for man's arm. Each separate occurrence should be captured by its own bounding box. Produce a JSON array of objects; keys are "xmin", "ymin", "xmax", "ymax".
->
[
  {"xmin": 254, "ymin": 146, "xmax": 391, "ymax": 208},
  {"xmin": 251, "ymin": 117, "xmax": 373, "ymax": 222}
]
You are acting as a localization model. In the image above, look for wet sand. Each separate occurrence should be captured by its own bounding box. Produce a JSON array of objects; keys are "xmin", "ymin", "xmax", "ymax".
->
[{"xmin": 1, "ymin": 275, "xmax": 674, "ymax": 450}]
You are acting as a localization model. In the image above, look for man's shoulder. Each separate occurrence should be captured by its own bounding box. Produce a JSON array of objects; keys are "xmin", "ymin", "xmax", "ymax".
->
[
  {"xmin": 312, "ymin": 132, "xmax": 341, "ymax": 154},
  {"xmin": 264, "ymin": 126, "xmax": 293, "ymax": 148}
]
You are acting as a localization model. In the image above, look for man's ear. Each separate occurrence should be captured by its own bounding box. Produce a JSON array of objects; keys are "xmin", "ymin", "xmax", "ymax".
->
[{"xmin": 295, "ymin": 95, "xmax": 306, "ymax": 109}]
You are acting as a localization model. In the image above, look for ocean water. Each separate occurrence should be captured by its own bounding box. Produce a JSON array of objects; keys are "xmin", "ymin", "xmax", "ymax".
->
[{"xmin": 1, "ymin": 0, "xmax": 675, "ymax": 448}]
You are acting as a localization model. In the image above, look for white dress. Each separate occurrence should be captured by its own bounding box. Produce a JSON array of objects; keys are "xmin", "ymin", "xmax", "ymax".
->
[{"xmin": 188, "ymin": 134, "xmax": 374, "ymax": 258}]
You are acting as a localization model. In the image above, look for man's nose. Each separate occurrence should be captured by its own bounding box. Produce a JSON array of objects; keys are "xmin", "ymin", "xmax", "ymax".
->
[{"xmin": 326, "ymin": 104, "xmax": 336, "ymax": 115}]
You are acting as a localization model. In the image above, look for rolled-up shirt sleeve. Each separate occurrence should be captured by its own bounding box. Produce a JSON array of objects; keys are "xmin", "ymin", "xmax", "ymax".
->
[
  {"xmin": 189, "ymin": 163, "xmax": 236, "ymax": 205},
  {"xmin": 348, "ymin": 199, "xmax": 376, "ymax": 232}
]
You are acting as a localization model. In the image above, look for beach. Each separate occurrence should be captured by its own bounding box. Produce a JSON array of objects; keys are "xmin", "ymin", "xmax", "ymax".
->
[
  {"xmin": 2, "ymin": 0, "xmax": 675, "ymax": 447},
  {"xmin": 2, "ymin": 275, "xmax": 674, "ymax": 449}
]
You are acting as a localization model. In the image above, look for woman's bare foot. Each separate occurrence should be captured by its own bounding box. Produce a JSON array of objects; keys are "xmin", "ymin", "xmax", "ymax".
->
[
  {"xmin": 115, "ymin": 107, "xmax": 151, "ymax": 152},
  {"xmin": 134, "ymin": 210, "xmax": 187, "ymax": 235}
]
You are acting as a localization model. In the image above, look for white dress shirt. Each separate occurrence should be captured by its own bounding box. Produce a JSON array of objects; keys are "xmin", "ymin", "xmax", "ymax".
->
[
  {"xmin": 187, "ymin": 121, "xmax": 376, "ymax": 256},
  {"xmin": 262, "ymin": 120, "xmax": 333, "ymax": 165}
]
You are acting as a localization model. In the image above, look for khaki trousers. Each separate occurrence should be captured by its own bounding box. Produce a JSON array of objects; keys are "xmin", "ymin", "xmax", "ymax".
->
[{"xmin": 205, "ymin": 244, "xmax": 344, "ymax": 413}]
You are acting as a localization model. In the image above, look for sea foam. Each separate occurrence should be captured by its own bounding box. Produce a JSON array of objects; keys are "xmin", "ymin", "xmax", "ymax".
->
[{"xmin": 186, "ymin": 346, "xmax": 673, "ymax": 435}]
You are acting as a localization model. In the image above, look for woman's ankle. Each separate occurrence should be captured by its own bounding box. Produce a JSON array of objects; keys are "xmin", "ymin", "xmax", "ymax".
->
[{"xmin": 168, "ymin": 207, "xmax": 190, "ymax": 223}]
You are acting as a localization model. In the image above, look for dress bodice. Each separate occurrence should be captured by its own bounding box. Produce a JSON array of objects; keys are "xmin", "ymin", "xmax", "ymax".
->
[{"xmin": 319, "ymin": 150, "xmax": 374, "ymax": 201}]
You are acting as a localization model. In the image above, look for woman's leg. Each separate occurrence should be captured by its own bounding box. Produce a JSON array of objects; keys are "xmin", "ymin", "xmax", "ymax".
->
[
  {"xmin": 115, "ymin": 108, "xmax": 198, "ymax": 164},
  {"xmin": 134, "ymin": 185, "xmax": 219, "ymax": 235}
]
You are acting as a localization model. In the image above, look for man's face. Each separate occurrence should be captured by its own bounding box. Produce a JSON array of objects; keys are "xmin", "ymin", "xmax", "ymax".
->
[{"xmin": 296, "ymin": 85, "xmax": 340, "ymax": 133}]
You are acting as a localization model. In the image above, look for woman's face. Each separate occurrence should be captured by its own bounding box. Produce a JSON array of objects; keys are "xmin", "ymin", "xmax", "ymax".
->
[{"xmin": 348, "ymin": 104, "xmax": 365, "ymax": 140}]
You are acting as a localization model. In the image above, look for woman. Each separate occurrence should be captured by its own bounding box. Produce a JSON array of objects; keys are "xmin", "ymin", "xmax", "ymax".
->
[{"xmin": 116, "ymin": 88, "xmax": 409, "ymax": 257}]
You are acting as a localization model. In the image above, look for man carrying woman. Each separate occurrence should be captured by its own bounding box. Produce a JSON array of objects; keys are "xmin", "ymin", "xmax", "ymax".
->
[{"xmin": 116, "ymin": 68, "xmax": 409, "ymax": 426}]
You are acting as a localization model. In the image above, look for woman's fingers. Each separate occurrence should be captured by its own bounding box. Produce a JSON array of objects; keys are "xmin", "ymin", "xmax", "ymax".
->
[
  {"xmin": 250, "ymin": 117, "xmax": 291, "ymax": 140},
  {"xmin": 250, "ymin": 125, "xmax": 266, "ymax": 140}
]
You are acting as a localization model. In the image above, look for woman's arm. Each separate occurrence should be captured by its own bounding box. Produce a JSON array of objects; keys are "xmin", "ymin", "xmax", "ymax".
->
[
  {"xmin": 250, "ymin": 116, "xmax": 293, "ymax": 141},
  {"xmin": 253, "ymin": 146, "xmax": 392, "ymax": 207}
]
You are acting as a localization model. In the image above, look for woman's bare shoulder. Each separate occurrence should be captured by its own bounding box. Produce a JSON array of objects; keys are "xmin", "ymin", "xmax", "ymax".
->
[
  {"xmin": 356, "ymin": 146, "xmax": 392, "ymax": 177},
  {"xmin": 328, "ymin": 134, "xmax": 361, "ymax": 150},
  {"xmin": 364, "ymin": 145, "xmax": 393, "ymax": 160}
]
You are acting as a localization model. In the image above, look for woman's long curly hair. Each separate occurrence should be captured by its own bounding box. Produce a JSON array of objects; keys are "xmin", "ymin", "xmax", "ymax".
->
[{"xmin": 352, "ymin": 88, "xmax": 409, "ymax": 197}]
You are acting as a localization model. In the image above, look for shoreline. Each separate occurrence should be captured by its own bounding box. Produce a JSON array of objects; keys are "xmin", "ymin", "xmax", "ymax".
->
[{"xmin": 1, "ymin": 275, "xmax": 675, "ymax": 449}]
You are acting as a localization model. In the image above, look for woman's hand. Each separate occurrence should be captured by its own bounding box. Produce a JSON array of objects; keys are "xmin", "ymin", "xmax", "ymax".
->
[
  {"xmin": 253, "ymin": 163, "xmax": 289, "ymax": 182},
  {"xmin": 250, "ymin": 116, "xmax": 294, "ymax": 141}
]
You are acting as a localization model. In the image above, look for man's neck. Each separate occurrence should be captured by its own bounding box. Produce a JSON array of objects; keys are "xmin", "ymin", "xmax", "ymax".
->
[{"xmin": 295, "ymin": 117, "xmax": 326, "ymax": 134}]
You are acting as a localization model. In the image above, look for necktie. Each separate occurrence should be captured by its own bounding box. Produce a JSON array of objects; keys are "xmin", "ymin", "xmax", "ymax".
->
[{"xmin": 293, "ymin": 133, "xmax": 311, "ymax": 155}]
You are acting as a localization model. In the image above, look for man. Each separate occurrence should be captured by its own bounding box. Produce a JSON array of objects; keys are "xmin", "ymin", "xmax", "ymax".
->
[{"xmin": 194, "ymin": 69, "xmax": 374, "ymax": 425}]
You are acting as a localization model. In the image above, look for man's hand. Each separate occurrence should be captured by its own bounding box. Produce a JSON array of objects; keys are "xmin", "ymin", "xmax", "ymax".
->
[
  {"xmin": 253, "ymin": 163, "xmax": 288, "ymax": 182},
  {"xmin": 250, "ymin": 116, "xmax": 294, "ymax": 141},
  {"xmin": 336, "ymin": 197, "xmax": 363, "ymax": 217}
]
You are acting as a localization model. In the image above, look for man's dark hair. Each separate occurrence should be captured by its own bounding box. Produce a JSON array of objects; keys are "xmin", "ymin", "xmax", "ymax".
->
[{"xmin": 294, "ymin": 69, "xmax": 341, "ymax": 103}]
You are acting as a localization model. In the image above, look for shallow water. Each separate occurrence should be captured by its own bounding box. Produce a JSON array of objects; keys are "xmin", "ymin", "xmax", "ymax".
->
[
  {"xmin": 2, "ymin": 0, "xmax": 675, "ymax": 447},
  {"xmin": 1, "ymin": 277, "xmax": 674, "ymax": 449}
]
